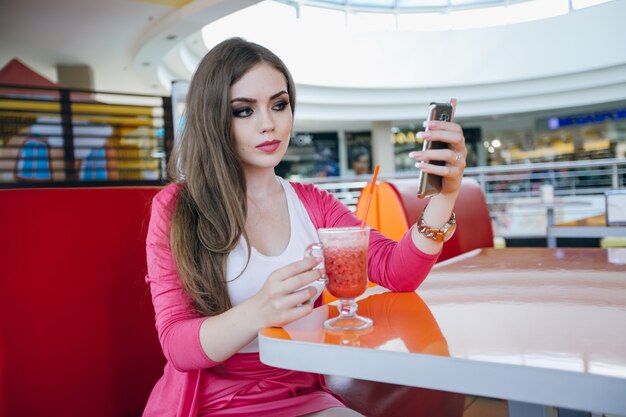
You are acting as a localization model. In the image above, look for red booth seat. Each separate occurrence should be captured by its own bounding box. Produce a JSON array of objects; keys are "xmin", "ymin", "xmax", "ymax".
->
[
  {"xmin": 355, "ymin": 177, "xmax": 494, "ymax": 263},
  {"xmin": 0, "ymin": 187, "xmax": 165, "ymax": 417}
]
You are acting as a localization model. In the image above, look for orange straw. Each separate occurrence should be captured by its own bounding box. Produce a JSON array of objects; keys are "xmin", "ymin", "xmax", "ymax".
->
[{"xmin": 360, "ymin": 164, "xmax": 380, "ymax": 229}]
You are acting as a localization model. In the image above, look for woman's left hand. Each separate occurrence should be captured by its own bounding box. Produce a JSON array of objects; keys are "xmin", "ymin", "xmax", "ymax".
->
[{"xmin": 408, "ymin": 98, "xmax": 467, "ymax": 197}]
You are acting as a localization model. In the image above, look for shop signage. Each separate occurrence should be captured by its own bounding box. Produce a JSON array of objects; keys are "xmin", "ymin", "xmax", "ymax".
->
[{"xmin": 548, "ymin": 108, "xmax": 626, "ymax": 130}]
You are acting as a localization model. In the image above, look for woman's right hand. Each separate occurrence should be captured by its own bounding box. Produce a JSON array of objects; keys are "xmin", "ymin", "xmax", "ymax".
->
[
  {"xmin": 197, "ymin": 256, "xmax": 323, "ymax": 363},
  {"xmin": 251, "ymin": 256, "xmax": 323, "ymax": 328}
]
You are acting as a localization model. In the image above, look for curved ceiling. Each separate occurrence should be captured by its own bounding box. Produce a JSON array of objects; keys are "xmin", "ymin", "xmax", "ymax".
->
[
  {"xmin": 152, "ymin": 0, "xmax": 626, "ymax": 128},
  {"xmin": 2, "ymin": 0, "xmax": 622, "ymax": 129}
]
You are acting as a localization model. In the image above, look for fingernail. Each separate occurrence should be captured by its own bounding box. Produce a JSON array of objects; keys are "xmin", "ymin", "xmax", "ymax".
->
[
  {"xmin": 409, "ymin": 151, "xmax": 422, "ymax": 159},
  {"xmin": 422, "ymin": 121, "xmax": 428, "ymax": 128}
]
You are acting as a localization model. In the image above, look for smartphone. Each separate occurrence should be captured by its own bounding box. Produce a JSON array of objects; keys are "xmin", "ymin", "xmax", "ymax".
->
[{"xmin": 416, "ymin": 101, "xmax": 455, "ymax": 199}]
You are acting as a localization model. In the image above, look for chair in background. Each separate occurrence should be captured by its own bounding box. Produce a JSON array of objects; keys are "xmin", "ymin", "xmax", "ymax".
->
[{"xmin": 355, "ymin": 177, "xmax": 494, "ymax": 263}]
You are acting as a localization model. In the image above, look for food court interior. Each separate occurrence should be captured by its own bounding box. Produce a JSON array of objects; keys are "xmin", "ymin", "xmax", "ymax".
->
[
  {"xmin": 1, "ymin": 1, "xmax": 625, "ymax": 417},
  {"xmin": 2, "ymin": 0, "xmax": 625, "ymax": 242}
]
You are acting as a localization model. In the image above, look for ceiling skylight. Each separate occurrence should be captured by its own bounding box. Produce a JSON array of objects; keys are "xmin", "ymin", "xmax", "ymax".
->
[
  {"xmin": 274, "ymin": 0, "xmax": 613, "ymax": 30},
  {"xmin": 199, "ymin": 0, "xmax": 616, "ymax": 88}
]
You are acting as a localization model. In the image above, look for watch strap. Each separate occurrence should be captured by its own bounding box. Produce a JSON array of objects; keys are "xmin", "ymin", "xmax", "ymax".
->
[{"xmin": 416, "ymin": 205, "xmax": 456, "ymax": 242}]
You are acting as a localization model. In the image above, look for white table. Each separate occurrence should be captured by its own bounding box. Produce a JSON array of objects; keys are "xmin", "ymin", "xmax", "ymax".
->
[
  {"xmin": 547, "ymin": 214, "xmax": 626, "ymax": 248},
  {"xmin": 259, "ymin": 248, "xmax": 626, "ymax": 417}
]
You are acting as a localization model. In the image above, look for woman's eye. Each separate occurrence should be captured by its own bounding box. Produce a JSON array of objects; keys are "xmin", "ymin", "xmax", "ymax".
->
[
  {"xmin": 232, "ymin": 107, "xmax": 252, "ymax": 118},
  {"xmin": 273, "ymin": 100, "xmax": 289, "ymax": 111}
]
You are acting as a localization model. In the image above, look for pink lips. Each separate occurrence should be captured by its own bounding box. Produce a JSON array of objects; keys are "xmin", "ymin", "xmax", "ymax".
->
[{"xmin": 255, "ymin": 140, "xmax": 281, "ymax": 153}]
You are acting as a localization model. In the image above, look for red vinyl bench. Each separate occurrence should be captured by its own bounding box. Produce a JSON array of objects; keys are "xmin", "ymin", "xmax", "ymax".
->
[{"xmin": 0, "ymin": 187, "xmax": 164, "ymax": 417}]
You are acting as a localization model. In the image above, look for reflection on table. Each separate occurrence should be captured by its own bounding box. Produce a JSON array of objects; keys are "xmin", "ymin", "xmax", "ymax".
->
[
  {"xmin": 262, "ymin": 291, "xmax": 449, "ymax": 353},
  {"xmin": 259, "ymin": 248, "xmax": 626, "ymax": 417}
]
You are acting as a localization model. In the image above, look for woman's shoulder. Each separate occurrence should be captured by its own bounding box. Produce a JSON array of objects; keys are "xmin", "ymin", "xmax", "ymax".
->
[
  {"xmin": 291, "ymin": 179, "xmax": 363, "ymax": 229},
  {"xmin": 288, "ymin": 180, "xmax": 352, "ymax": 229},
  {"xmin": 290, "ymin": 180, "xmax": 336, "ymax": 209},
  {"xmin": 289, "ymin": 181, "xmax": 329, "ymax": 200},
  {"xmin": 152, "ymin": 182, "xmax": 182, "ymax": 212}
]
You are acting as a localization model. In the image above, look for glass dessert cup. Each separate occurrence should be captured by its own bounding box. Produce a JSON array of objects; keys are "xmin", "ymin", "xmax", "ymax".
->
[{"xmin": 316, "ymin": 226, "xmax": 373, "ymax": 331}]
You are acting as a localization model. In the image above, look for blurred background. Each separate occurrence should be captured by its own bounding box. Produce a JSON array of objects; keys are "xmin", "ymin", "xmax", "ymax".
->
[{"xmin": 1, "ymin": 0, "xmax": 625, "ymax": 244}]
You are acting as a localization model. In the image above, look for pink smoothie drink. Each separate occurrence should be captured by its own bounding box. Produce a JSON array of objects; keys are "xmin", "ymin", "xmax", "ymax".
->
[
  {"xmin": 317, "ymin": 226, "xmax": 372, "ymax": 331},
  {"xmin": 324, "ymin": 244, "xmax": 368, "ymax": 299}
]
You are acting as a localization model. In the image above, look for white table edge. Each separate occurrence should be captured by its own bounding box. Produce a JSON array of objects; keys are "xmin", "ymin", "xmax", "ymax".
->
[{"xmin": 259, "ymin": 331, "xmax": 626, "ymax": 416}]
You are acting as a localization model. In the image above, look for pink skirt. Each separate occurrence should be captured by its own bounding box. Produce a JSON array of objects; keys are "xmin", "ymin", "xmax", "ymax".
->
[{"xmin": 197, "ymin": 352, "xmax": 345, "ymax": 417}]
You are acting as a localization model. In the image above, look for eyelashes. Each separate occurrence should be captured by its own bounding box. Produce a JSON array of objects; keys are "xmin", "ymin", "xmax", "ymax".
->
[
  {"xmin": 232, "ymin": 107, "xmax": 252, "ymax": 118},
  {"xmin": 231, "ymin": 100, "xmax": 290, "ymax": 118},
  {"xmin": 273, "ymin": 100, "xmax": 289, "ymax": 111}
]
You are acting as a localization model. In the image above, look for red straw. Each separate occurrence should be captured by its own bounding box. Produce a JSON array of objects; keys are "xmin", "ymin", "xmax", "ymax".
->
[{"xmin": 360, "ymin": 164, "xmax": 380, "ymax": 229}]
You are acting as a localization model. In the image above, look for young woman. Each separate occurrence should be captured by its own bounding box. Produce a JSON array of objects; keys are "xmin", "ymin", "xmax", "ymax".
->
[{"xmin": 144, "ymin": 37, "xmax": 467, "ymax": 417}]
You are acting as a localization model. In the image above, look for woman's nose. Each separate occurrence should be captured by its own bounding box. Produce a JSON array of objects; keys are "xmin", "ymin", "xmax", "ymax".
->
[{"xmin": 259, "ymin": 110, "xmax": 275, "ymax": 133}]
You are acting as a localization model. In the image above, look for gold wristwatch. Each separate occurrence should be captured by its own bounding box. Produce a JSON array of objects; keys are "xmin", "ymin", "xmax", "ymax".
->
[{"xmin": 416, "ymin": 207, "xmax": 457, "ymax": 242}]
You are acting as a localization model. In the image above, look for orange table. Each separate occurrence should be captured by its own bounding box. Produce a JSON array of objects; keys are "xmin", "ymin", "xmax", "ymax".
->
[
  {"xmin": 547, "ymin": 214, "xmax": 626, "ymax": 247},
  {"xmin": 259, "ymin": 248, "xmax": 626, "ymax": 417}
]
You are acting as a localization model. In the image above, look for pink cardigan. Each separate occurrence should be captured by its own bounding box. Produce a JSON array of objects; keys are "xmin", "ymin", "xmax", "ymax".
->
[{"xmin": 143, "ymin": 182, "xmax": 439, "ymax": 416}]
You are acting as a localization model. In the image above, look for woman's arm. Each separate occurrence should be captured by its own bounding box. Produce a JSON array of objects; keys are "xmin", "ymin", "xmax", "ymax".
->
[
  {"xmin": 292, "ymin": 183, "xmax": 439, "ymax": 292},
  {"xmin": 293, "ymin": 96, "xmax": 467, "ymax": 291},
  {"xmin": 409, "ymin": 98, "xmax": 467, "ymax": 255},
  {"xmin": 146, "ymin": 186, "xmax": 322, "ymax": 368},
  {"xmin": 146, "ymin": 186, "xmax": 217, "ymax": 372}
]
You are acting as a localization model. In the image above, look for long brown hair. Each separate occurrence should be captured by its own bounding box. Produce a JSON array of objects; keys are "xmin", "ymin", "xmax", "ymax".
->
[{"xmin": 168, "ymin": 37, "xmax": 296, "ymax": 316}]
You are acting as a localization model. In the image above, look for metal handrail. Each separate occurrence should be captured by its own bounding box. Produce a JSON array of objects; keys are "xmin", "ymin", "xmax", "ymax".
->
[{"xmin": 299, "ymin": 158, "xmax": 626, "ymax": 238}]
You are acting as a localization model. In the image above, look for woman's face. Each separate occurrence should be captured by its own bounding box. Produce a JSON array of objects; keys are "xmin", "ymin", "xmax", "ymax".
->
[{"xmin": 229, "ymin": 62, "xmax": 292, "ymax": 173}]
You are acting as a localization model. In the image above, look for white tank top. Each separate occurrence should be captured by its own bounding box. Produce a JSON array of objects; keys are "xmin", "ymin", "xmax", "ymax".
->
[{"xmin": 225, "ymin": 177, "xmax": 319, "ymax": 352}]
